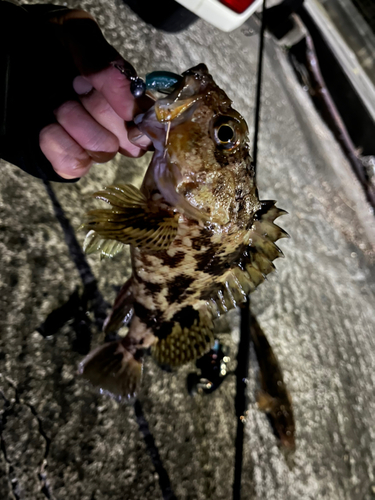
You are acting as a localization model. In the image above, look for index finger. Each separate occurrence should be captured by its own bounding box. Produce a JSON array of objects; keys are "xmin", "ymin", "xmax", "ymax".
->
[{"xmin": 85, "ymin": 63, "xmax": 137, "ymax": 121}]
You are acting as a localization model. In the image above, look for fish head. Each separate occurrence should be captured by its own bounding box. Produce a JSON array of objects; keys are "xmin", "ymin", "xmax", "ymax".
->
[{"xmin": 137, "ymin": 64, "xmax": 259, "ymax": 226}]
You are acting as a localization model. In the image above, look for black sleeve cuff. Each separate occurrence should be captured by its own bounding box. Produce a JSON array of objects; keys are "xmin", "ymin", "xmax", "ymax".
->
[{"xmin": 0, "ymin": 1, "xmax": 79, "ymax": 182}]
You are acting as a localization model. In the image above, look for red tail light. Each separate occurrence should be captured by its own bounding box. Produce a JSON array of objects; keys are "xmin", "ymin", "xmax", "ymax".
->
[{"xmin": 219, "ymin": 0, "xmax": 256, "ymax": 14}]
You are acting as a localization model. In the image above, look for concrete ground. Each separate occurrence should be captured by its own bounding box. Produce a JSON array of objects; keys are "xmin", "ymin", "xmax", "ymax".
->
[{"xmin": 1, "ymin": 1, "xmax": 375, "ymax": 499}]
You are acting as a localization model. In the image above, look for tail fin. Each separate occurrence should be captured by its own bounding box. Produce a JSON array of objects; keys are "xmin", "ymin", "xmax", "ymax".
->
[{"xmin": 79, "ymin": 340, "xmax": 142, "ymax": 401}]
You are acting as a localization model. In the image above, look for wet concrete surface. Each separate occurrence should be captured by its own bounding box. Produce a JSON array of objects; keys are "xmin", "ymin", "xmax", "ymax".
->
[{"xmin": 1, "ymin": 1, "xmax": 375, "ymax": 499}]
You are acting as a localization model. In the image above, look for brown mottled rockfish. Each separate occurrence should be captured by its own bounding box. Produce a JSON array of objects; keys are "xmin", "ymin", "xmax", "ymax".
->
[{"xmin": 79, "ymin": 63, "xmax": 288, "ymax": 400}]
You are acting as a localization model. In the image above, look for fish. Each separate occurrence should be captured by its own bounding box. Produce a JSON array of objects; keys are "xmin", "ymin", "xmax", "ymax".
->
[
  {"xmin": 79, "ymin": 63, "xmax": 288, "ymax": 401},
  {"xmin": 250, "ymin": 311, "xmax": 295, "ymax": 452}
]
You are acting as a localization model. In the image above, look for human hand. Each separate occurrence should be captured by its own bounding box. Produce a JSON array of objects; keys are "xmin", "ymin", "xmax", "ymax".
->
[{"xmin": 38, "ymin": 9, "xmax": 151, "ymax": 180}]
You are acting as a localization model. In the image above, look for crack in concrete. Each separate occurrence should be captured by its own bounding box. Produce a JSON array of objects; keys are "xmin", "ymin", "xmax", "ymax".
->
[
  {"xmin": 5, "ymin": 379, "xmax": 55, "ymax": 500},
  {"xmin": 23, "ymin": 403, "xmax": 54, "ymax": 500},
  {"xmin": 0, "ymin": 389, "xmax": 21, "ymax": 500}
]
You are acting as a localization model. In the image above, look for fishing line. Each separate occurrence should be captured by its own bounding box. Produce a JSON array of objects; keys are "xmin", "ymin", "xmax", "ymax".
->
[
  {"xmin": 252, "ymin": 0, "xmax": 267, "ymax": 178},
  {"xmin": 134, "ymin": 400, "xmax": 178, "ymax": 500},
  {"xmin": 37, "ymin": 166, "xmax": 108, "ymax": 332},
  {"xmin": 233, "ymin": 1, "xmax": 267, "ymax": 499},
  {"xmin": 233, "ymin": 297, "xmax": 251, "ymax": 500}
]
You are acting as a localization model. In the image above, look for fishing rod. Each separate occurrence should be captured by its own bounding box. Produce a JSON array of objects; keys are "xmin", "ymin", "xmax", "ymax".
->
[{"xmin": 233, "ymin": 1, "xmax": 267, "ymax": 498}]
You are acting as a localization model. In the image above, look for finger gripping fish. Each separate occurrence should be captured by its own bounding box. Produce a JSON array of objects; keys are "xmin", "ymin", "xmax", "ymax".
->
[{"xmin": 79, "ymin": 64, "xmax": 288, "ymax": 400}]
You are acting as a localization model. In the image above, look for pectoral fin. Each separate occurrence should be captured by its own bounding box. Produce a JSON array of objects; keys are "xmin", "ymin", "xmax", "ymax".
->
[
  {"xmin": 83, "ymin": 184, "xmax": 178, "ymax": 252},
  {"xmin": 103, "ymin": 278, "xmax": 134, "ymax": 334},
  {"xmin": 83, "ymin": 230, "xmax": 126, "ymax": 260}
]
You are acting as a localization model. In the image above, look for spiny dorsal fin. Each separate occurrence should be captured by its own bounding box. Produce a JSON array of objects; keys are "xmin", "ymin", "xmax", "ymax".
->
[
  {"xmin": 253, "ymin": 201, "xmax": 289, "ymax": 241},
  {"xmin": 255, "ymin": 200, "xmax": 288, "ymax": 222},
  {"xmin": 204, "ymin": 266, "xmax": 262, "ymax": 318},
  {"xmin": 83, "ymin": 184, "xmax": 179, "ymax": 252},
  {"xmin": 250, "ymin": 200, "xmax": 288, "ymax": 259},
  {"xmin": 205, "ymin": 201, "xmax": 288, "ymax": 318}
]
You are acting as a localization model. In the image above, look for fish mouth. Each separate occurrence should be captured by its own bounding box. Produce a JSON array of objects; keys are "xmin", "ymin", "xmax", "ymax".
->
[{"xmin": 135, "ymin": 67, "xmax": 211, "ymax": 223}]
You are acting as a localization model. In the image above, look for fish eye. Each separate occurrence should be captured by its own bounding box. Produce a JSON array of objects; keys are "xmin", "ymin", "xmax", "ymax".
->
[
  {"xmin": 217, "ymin": 124, "xmax": 234, "ymax": 143},
  {"xmin": 212, "ymin": 116, "xmax": 241, "ymax": 150}
]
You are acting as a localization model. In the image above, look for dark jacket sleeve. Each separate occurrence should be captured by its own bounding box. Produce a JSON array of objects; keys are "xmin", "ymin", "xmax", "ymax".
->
[{"xmin": 0, "ymin": 1, "xmax": 79, "ymax": 182}]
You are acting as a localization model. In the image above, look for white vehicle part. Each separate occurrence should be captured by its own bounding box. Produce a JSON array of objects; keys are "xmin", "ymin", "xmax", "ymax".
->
[{"xmin": 176, "ymin": 0, "xmax": 263, "ymax": 32}]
